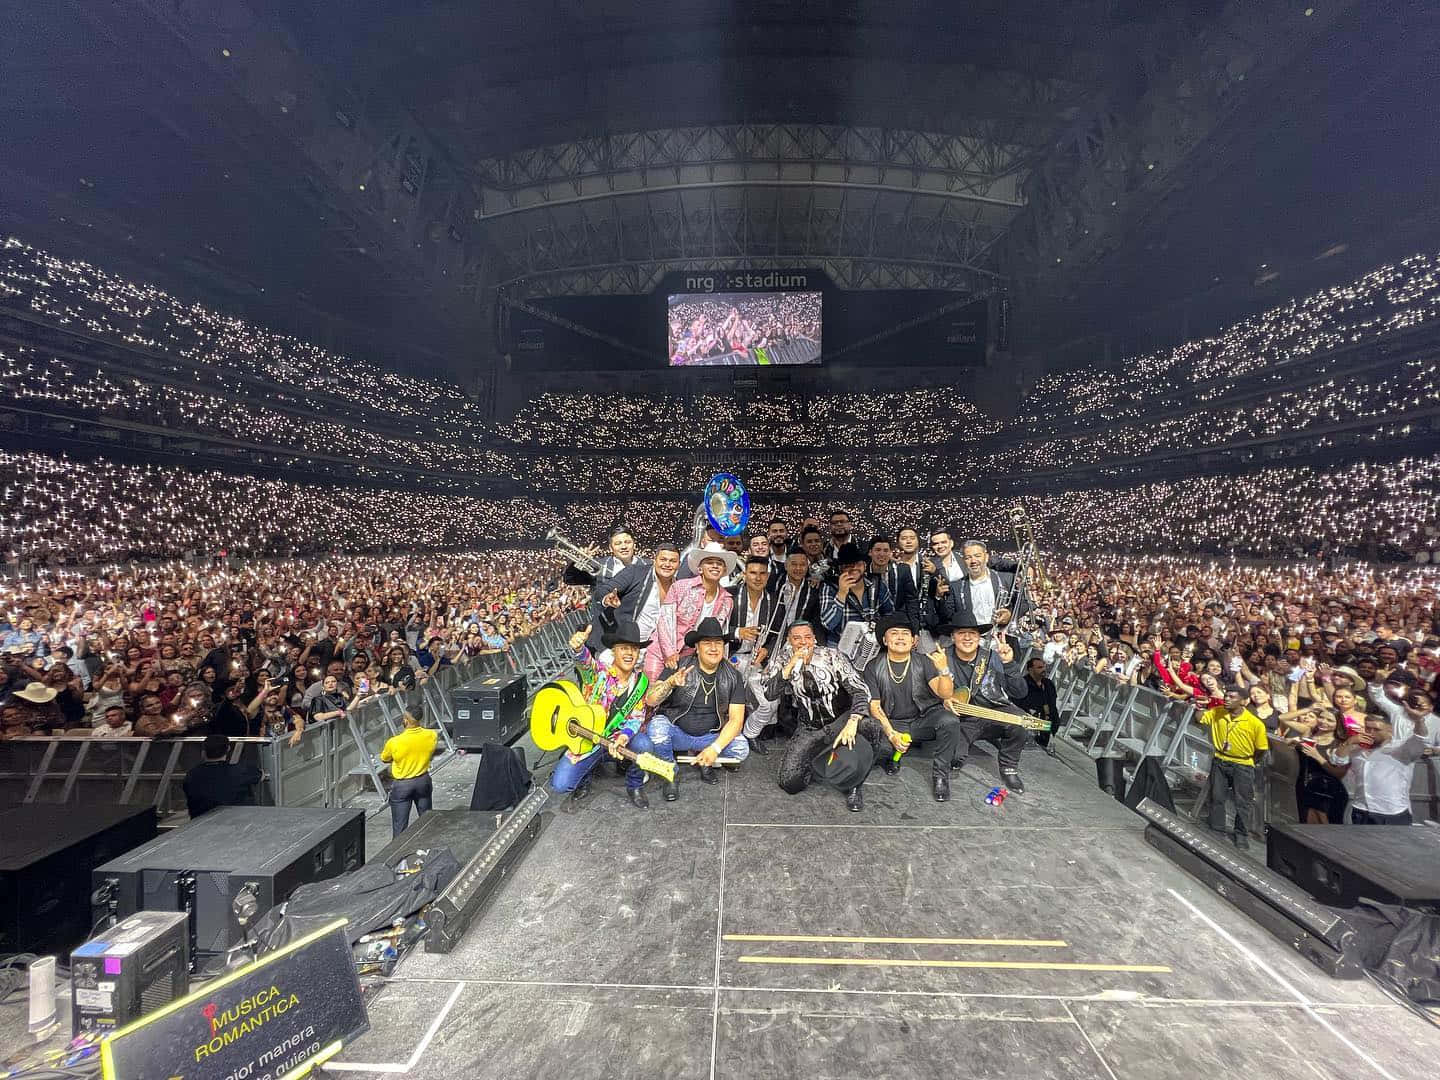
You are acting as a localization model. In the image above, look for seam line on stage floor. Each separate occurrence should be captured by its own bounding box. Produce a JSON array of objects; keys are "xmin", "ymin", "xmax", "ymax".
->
[
  {"xmin": 371, "ymin": 974, "xmax": 1388, "ymax": 1011},
  {"xmin": 737, "ymin": 956, "xmax": 1173, "ymax": 973},
  {"xmin": 1062, "ymin": 1000, "xmax": 1121, "ymax": 1080},
  {"xmin": 1166, "ymin": 888, "xmax": 1402, "ymax": 1080}
]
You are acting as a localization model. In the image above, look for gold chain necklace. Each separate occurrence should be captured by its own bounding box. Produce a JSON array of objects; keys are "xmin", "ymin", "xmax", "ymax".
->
[
  {"xmin": 698, "ymin": 671, "xmax": 718, "ymax": 700},
  {"xmin": 886, "ymin": 655, "xmax": 912, "ymax": 684}
]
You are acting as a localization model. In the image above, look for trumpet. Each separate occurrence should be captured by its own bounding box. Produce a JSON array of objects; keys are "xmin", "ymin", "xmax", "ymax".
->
[{"xmin": 545, "ymin": 528, "xmax": 604, "ymax": 575}]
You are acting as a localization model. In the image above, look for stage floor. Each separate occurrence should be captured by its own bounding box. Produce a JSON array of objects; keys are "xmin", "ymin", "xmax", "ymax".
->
[{"xmin": 327, "ymin": 739, "xmax": 1439, "ymax": 1080}]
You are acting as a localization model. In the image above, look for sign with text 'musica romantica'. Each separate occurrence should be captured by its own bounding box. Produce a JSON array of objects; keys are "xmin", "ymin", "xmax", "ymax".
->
[{"xmin": 101, "ymin": 920, "xmax": 367, "ymax": 1080}]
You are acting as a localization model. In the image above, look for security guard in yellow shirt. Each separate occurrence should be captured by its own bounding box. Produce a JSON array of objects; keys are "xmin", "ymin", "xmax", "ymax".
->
[
  {"xmin": 1198, "ymin": 687, "xmax": 1269, "ymax": 850},
  {"xmin": 380, "ymin": 711, "xmax": 439, "ymax": 836}
]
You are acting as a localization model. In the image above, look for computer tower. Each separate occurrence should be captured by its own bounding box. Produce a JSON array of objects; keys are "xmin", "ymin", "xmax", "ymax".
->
[
  {"xmin": 71, "ymin": 910, "xmax": 190, "ymax": 1034},
  {"xmin": 92, "ymin": 807, "xmax": 364, "ymax": 963},
  {"xmin": 452, "ymin": 672, "xmax": 528, "ymax": 747}
]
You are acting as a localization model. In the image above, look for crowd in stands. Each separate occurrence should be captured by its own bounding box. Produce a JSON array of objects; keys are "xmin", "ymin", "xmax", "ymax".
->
[
  {"xmin": 0, "ymin": 551, "xmax": 585, "ymax": 740},
  {"xmin": 8, "ymin": 230, "xmax": 1440, "ymax": 510},
  {"xmin": 3, "ymin": 450, "xmax": 1439, "ymax": 565},
  {"xmin": 1014, "ymin": 252, "xmax": 1440, "ymax": 430},
  {"xmin": 0, "ymin": 236, "xmax": 486, "ymax": 436},
  {"xmin": 495, "ymin": 388, "xmax": 979, "ymax": 448}
]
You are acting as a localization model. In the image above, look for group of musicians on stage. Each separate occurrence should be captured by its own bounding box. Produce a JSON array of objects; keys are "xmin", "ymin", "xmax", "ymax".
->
[{"xmin": 553, "ymin": 519, "xmax": 1051, "ymax": 812}]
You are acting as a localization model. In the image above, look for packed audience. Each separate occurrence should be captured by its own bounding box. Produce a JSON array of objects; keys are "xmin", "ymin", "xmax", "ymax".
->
[
  {"xmin": 1014, "ymin": 251, "xmax": 1440, "ymax": 430},
  {"xmin": 8, "ymin": 232, "xmax": 1440, "ymax": 503},
  {"xmin": 0, "ymin": 552, "xmax": 585, "ymax": 740},
  {"xmin": 495, "ymin": 388, "xmax": 982, "ymax": 448},
  {"xmin": 0, "ymin": 236, "xmax": 487, "ymax": 435}
]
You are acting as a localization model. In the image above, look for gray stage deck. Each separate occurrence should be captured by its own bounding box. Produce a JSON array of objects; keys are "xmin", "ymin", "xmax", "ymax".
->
[{"xmin": 329, "ymin": 741, "xmax": 1436, "ymax": 1080}]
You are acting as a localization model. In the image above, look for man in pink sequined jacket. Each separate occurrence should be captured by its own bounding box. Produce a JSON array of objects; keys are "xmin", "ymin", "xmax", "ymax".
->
[{"xmin": 647, "ymin": 544, "xmax": 738, "ymax": 680}]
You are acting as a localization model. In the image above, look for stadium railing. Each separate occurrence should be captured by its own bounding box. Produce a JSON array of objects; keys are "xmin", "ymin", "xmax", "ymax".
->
[
  {"xmin": 0, "ymin": 610, "xmax": 588, "ymax": 817},
  {"xmin": 1047, "ymin": 659, "xmax": 1440, "ymax": 828}
]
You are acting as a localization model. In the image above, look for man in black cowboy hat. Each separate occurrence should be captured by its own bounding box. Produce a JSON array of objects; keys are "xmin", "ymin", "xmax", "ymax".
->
[
  {"xmin": 644, "ymin": 617, "xmax": 750, "ymax": 801},
  {"xmin": 818, "ymin": 543, "xmax": 893, "ymax": 646},
  {"xmin": 764, "ymin": 620, "xmax": 889, "ymax": 812},
  {"xmin": 551, "ymin": 617, "xmax": 654, "ymax": 809},
  {"xmin": 940, "ymin": 615, "xmax": 1032, "ymax": 793},
  {"xmin": 863, "ymin": 614, "xmax": 961, "ymax": 803}
]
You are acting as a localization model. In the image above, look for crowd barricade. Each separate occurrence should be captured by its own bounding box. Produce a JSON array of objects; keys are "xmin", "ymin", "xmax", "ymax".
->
[
  {"xmin": 1046, "ymin": 659, "xmax": 1439, "ymax": 828},
  {"xmin": 0, "ymin": 609, "xmax": 589, "ymax": 816},
  {"xmin": 0, "ymin": 735, "xmax": 275, "ymax": 816}
]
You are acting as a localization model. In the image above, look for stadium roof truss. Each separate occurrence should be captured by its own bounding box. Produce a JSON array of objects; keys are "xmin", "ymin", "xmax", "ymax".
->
[{"xmin": 475, "ymin": 124, "xmax": 1030, "ymax": 297}]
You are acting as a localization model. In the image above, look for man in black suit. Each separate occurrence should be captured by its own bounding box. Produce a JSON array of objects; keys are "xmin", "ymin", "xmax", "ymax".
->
[
  {"xmin": 772, "ymin": 549, "xmax": 823, "ymax": 631},
  {"xmin": 592, "ymin": 543, "xmax": 682, "ymax": 653},
  {"xmin": 183, "ymin": 734, "xmax": 262, "ymax": 819},
  {"xmin": 868, "ymin": 536, "xmax": 921, "ymax": 631},
  {"xmin": 939, "ymin": 539, "xmax": 1023, "ymax": 631},
  {"xmin": 1017, "ymin": 656, "xmax": 1061, "ymax": 756},
  {"xmin": 729, "ymin": 556, "xmax": 789, "ymax": 753}
]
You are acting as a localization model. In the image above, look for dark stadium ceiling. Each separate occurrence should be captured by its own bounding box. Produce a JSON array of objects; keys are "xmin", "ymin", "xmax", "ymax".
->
[{"xmin": 0, "ymin": 0, "xmax": 1435, "ymax": 375}]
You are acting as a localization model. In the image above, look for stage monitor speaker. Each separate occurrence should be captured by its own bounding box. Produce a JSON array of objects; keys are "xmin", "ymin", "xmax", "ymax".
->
[
  {"xmin": 0, "ymin": 804, "xmax": 158, "ymax": 955},
  {"xmin": 92, "ymin": 807, "xmax": 364, "ymax": 964},
  {"xmin": 452, "ymin": 672, "xmax": 528, "ymax": 748},
  {"xmin": 425, "ymin": 785, "xmax": 547, "ymax": 954},
  {"xmin": 1135, "ymin": 799, "xmax": 1366, "ymax": 979},
  {"xmin": 1266, "ymin": 823, "xmax": 1440, "ymax": 909}
]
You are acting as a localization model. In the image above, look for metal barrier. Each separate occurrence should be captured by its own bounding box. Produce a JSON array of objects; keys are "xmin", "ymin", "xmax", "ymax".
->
[
  {"xmin": 0, "ymin": 736, "xmax": 275, "ymax": 816},
  {"xmin": 1047, "ymin": 658, "xmax": 1439, "ymax": 826},
  {"xmin": 0, "ymin": 610, "xmax": 588, "ymax": 815}
]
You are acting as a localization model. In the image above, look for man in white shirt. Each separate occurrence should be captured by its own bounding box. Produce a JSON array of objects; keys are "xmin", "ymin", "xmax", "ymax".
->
[
  {"xmin": 1367, "ymin": 681, "xmax": 1440, "ymax": 746},
  {"xmin": 1302, "ymin": 711, "xmax": 1434, "ymax": 825}
]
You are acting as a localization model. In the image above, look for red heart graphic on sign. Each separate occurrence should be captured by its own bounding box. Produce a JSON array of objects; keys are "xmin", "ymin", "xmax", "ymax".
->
[{"xmin": 201, "ymin": 1003, "xmax": 217, "ymax": 1021}]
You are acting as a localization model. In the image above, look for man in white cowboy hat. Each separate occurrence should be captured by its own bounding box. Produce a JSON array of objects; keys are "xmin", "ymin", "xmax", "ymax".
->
[
  {"xmin": 9, "ymin": 681, "xmax": 63, "ymax": 735},
  {"xmin": 646, "ymin": 543, "xmax": 737, "ymax": 681}
]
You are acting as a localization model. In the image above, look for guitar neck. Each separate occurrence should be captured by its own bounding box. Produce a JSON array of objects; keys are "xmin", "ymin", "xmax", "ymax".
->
[
  {"xmin": 950, "ymin": 699, "xmax": 1046, "ymax": 730},
  {"xmin": 567, "ymin": 719, "xmax": 639, "ymax": 762}
]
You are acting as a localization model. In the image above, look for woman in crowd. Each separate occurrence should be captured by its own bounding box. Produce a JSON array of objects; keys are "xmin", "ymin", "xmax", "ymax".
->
[{"xmin": 1282, "ymin": 707, "xmax": 1350, "ymax": 824}]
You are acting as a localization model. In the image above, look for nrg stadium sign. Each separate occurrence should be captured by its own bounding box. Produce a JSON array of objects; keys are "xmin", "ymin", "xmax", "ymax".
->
[{"xmin": 662, "ymin": 269, "xmax": 825, "ymax": 294}]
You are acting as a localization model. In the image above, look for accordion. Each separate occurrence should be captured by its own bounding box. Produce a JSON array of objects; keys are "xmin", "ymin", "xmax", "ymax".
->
[{"xmin": 837, "ymin": 620, "xmax": 880, "ymax": 670}]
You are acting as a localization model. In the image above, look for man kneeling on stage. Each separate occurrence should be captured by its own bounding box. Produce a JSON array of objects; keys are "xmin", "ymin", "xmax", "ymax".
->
[
  {"xmin": 864, "ymin": 614, "xmax": 959, "ymax": 803},
  {"xmin": 942, "ymin": 616, "xmax": 1032, "ymax": 793},
  {"xmin": 763, "ymin": 621, "xmax": 890, "ymax": 812},
  {"xmin": 644, "ymin": 617, "xmax": 749, "ymax": 803},
  {"xmin": 551, "ymin": 618, "xmax": 652, "ymax": 809}
]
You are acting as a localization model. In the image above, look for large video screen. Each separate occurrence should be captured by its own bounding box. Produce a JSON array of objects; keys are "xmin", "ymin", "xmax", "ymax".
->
[{"xmin": 667, "ymin": 291, "xmax": 821, "ymax": 366}]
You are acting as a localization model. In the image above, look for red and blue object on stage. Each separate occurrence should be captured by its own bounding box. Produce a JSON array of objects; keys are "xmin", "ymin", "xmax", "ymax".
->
[{"xmin": 985, "ymin": 787, "xmax": 1009, "ymax": 806}]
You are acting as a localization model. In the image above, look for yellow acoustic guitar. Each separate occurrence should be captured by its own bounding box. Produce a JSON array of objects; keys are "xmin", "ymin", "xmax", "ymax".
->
[
  {"xmin": 944, "ymin": 692, "xmax": 1051, "ymax": 732},
  {"xmin": 530, "ymin": 680, "xmax": 677, "ymax": 783}
]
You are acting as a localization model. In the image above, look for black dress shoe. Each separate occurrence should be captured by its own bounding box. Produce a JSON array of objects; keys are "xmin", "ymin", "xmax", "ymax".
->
[
  {"xmin": 1000, "ymin": 769, "xmax": 1025, "ymax": 794},
  {"xmin": 933, "ymin": 773, "xmax": 950, "ymax": 802},
  {"xmin": 747, "ymin": 736, "xmax": 769, "ymax": 756},
  {"xmin": 699, "ymin": 765, "xmax": 720, "ymax": 784},
  {"xmin": 950, "ymin": 758, "xmax": 966, "ymax": 772},
  {"xmin": 569, "ymin": 778, "xmax": 592, "ymax": 804},
  {"xmin": 846, "ymin": 785, "xmax": 864, "ymax": 812},
  {"xmin": 881, "ymin": 755, "xmax": 902, "ymax": 776},
  {"xmin": 627, "ymin": 787, "xmax": 649, "ymax": 810},
  {"xmin": 662, "ymin": 778, "xmax": 679, "ymax": 802}
]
